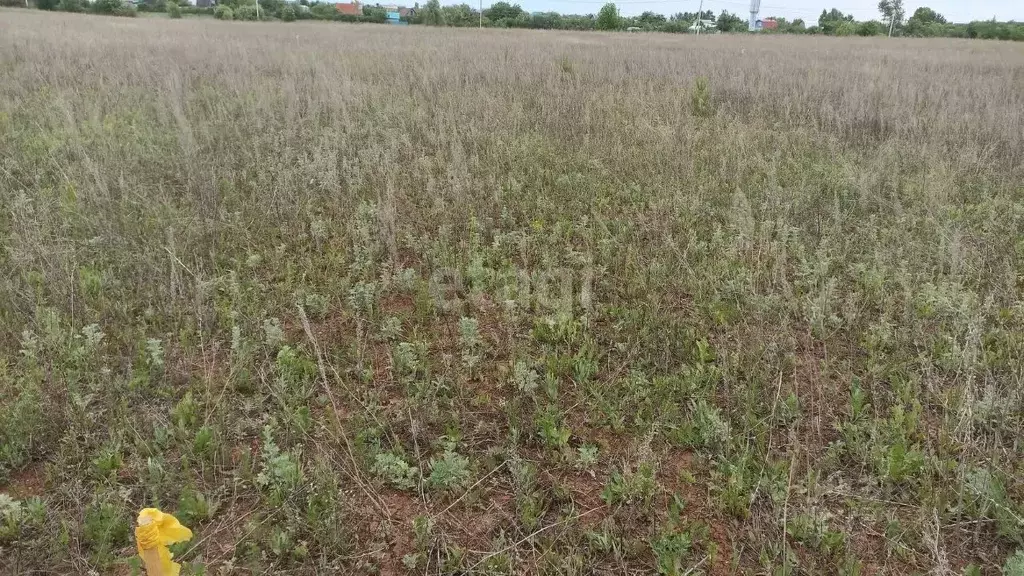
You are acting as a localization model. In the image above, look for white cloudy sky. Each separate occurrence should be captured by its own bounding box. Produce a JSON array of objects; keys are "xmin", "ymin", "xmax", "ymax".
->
[{"xmin": 503, "ymin": 0, "xmax": 1023, "ymax": 22}]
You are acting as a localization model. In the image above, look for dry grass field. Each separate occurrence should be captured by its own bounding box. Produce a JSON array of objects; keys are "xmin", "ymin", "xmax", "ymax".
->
[{"xmin": 2, "ymin": 8, "xmax": 1024, "ymax": 575}]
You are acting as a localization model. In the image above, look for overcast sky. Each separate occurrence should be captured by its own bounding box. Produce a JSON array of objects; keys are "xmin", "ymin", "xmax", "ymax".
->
[{"xmin": 502, "ymin": 0, "xmax": 1024, "ymax": 23}]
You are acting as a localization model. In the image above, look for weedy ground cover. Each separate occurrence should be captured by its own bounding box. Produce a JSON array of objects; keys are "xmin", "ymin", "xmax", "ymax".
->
[{"xmin": 1, "ymin": 9, "xmax": 1023, "ymax": 575}]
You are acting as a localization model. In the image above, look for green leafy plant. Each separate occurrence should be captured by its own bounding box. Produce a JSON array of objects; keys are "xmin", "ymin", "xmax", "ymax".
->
[
  {"xmin": 255, "ymin": 426, "xmax": 303, "ymax": 504},
  {"xmin": 178, "ymin": 489, "xmax": 217, "ymax": 525},
  {"xmin": 1004, "ymin": 551, "xmax": 1024, "ymax": 576},
  {"xmin": 537, "ymin": 406, "xmax": 572, "ymax": 449},
  {"xmin": 380, "ymin": 316, "xmax": 403, "ymax": 341},
  {"xmin": 372, "ymin": 452, "xmax": 419, "ymax": 490},
  {"xmin": 512, "ymin": 359, "xmax": 539, "ymax": 394},
  {"xmin": 92, "ymin": 445, "xmax": 123, "ymax": 480},
  {"xmin": 690, "ymin": 77, "xmax": 714, "ymax": 118},
  {"xmin": 263, "ymin": 317, "xmax": 285, "ymax": 349},
  {"xmin": 458, "ymin": 316, "xmax": 483, "ymax": 373},
  {"xmin": 0, "ymin": 494, "xmax": 23, "ymax": 542},
  {"xmin": 82, "ymin": 500, "xmax": 129, "ymax": 564},
  {"xmin": 303, "ymin": 292, "xmax": 329, "ymax": 320},
  {"xmin": 427, "ymin": 451, "xmax": 471, "ymax": 491},
  {"xmin": 576, "ymin": 444, "xmax": 599, "ymax": 470},
  {"xmin": 651, "ymin": 529, "xmax": 692, "ymax": 575},
  {"xmin": 601, "ymin": 463, "xmax": 657, "ymax": 507}
]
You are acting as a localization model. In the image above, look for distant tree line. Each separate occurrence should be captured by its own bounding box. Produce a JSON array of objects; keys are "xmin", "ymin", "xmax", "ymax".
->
[
  {"xmin": 12, "ymin": 0, "xmax": 140, "ymax": 17},
  {"xmin": 409, "ymin": 0, "xmax": 1023, "ymax": 40},
  {"xmin": 408, "ymin": 1, "xmax": 750, "ymax": 32},
  {"xmin": 9, "ymin": 0, "xmax": 1024, "ymax": 40}
]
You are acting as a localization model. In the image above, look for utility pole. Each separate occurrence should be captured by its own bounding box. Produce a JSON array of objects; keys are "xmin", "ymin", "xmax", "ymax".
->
[
  {"xmin": 479, "ymin": 0, "xmax": 482, "ymax": 27},
  {"xmin": 696, "ymin": 0, "xmax": 703, "ymax": 35}
]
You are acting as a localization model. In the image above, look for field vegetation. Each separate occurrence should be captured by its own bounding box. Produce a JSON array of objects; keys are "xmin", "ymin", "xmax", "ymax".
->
[
  {"xmin": 1, "ymin": 9, "xmax": 1023, "ymax": 575},
  {"xmin": 9, "ymin": 0, "xmax": 1024, "ymax": 40}
]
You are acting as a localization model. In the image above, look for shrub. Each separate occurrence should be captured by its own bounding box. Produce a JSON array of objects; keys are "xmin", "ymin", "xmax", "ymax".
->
[
  {"xmin": 166, "ymin": 1, "xmax": 181, "ymax": 17},
  {"xmin": 308, "ymin": 2, "xmax": 335, "ymax": 19},
  {"xmin": 91, "ymin": 0, "xmax": 122, "ymax": 14},
  {"xmin": 280, "ymin": 3, "xmax": 295, "ymax": 21},
  {"xmin": 857, "ymin": 20, "xmax": 885, "ymax": 36},
  {"xmin": 834, "ymin": 21, "xmax": 858, "ymax": 36},
  {"xmin": 57, "ymin": 0, "xmax": 84, "ymax": 11},
  {"xmin": 257, "ymin": 0, "xmax": 280, "ymax": 16},
  {"xmin": 372, "ymin": 453, "xmax": 419, "ymax": 490},
  {"xmin": 37, "ymin": 0, "xmax": 59, "ymax": 10},
  {"xmin": 235, "ymin": 3, "xmax": 258, "ymax": 20},
  {"xmin": 427, "ymin": 451, "xmax": 471, "ymax": 491},
  {"xmin": 213, "ymin": 4, "xmax": 233, "ymax": 19}
]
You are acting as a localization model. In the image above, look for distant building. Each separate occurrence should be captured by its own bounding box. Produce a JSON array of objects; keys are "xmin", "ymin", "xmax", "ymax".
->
[
  {"xmin": 756, "ymin": 18, "xmax": 778, "ymax": 30},
  {"xmin": 386, "ymin": 10, "xmax": 400, "ymax": 23},
  {"xmin": 688, "ymin": 19, "xmax": 717, "ymax": 33},
  {"xmin": 335, "ymin": 1, "xmax": 361, "ymax": 15}
]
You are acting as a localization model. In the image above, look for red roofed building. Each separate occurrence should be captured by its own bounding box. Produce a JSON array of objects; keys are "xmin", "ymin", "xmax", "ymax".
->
[{"xmin": 335, "ymin": 2, "xmax": 361, "ymax": 15}]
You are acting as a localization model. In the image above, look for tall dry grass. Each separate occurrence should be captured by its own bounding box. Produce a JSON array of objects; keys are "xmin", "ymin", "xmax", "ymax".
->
[{"xmin": 2, "ymin": 9, "xmax": 1023, "ymax": 575}]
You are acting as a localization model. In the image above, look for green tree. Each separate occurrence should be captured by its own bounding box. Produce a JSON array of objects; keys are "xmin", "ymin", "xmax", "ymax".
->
[
  {"xmin": 834, "ymin": 20, "xmax": 858, "ymax": 35},
  {"xmin": 562, "ymin": 13, "xmax": 596, "ymax": 30},
  {"xmin": 857, "ymin": 20, "xmax": 885, "ymax": 35},
  {"xmin": 635, "ymin": 11, "xmax": 665, "ymax": 28},
  {"xmin": 36, "ymin": 0, "xmax": 59, "ymax": 10},
  {"xmin": 280, "ymin": 3, "xmax": 296, "ymax": 20},
  {"xmin": 877, "ymin": 0, "xmax": 905, "ymax": 33},
  {"xmin": 442, "ymin": 3, "xmax": 477, "ymax": 26},
  {"xmin": 905, "ymin": 7, "xmax": 945, "ymax": 35},
  {"xmin": 421, "ymin": 0, "xmax": 445, "ymax": 25},
  {"xmin": 596, "ymin": 2, "xmax": 620, "ymax": 30},
  {"xmin": 671, "ymin": 10, "xmax": 712, "ymax": 22},
  {"xmin": 818, "ymin": 7, "xmax": 853, "ymax": 34},
  {"xmin": 716, "ymin": 10, "xmax": 744, "ymax": 32},
  {"xmin": 909, "ymin": 6, "xmax": 944, "ymax": 24},
  {"xmin": 235, "ymin": 3, "xmax": 258, "ymax": 19},
  {"xmin": 309, "ymin": 2, "xmax": 334, "ymax": 19},
  {"xmin": 92, "ymin": 0, "xmax": 122, "ymax": 13},
  {"xmin": 362, "ymin": 4, "xmax": 388, "ymax": 21},
  {"xmin": 528, "ymin": 11, "xmax": 563, "ymax": 29},
  {"xmin": 257, "ymin": 0, "xmax": 280, "ymax": 16},
  {"xmin": 166, "ymin": 0, "xmax": 181, "ymax": 17},
  {"xmin": 57, "ymin": 0, "xmax": 84, "ymax": 11},
  {"xmin": 483, "ymin": 1, "xmax": 523, "ymax": 22},
  {"xmin": 213, "ymin": 4, "xmax": 234, "ymax": 18}
]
